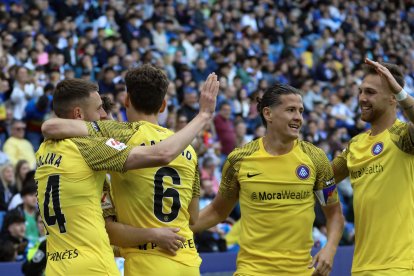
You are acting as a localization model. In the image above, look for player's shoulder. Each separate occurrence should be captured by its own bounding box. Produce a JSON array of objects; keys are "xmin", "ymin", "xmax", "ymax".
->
[
  {"xmin": 298, "ymin": 140, "xmax": 331, "ymax": 166},
  {"xmin": 388, "ymin": 119, "xmax": 409, "ymax": 136},
  {"xmin": 298, "ymin": 140, "xmax": 325, "ymax": 154},
  {"xmin": 227, "ymin": 139, "xmax": 260, "ymax": 164}
]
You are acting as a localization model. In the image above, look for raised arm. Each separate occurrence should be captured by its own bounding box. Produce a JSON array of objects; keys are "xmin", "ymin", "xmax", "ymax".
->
[{"xmin": 123, "ymin": 73, "xmax": 219, "ymax": 170}]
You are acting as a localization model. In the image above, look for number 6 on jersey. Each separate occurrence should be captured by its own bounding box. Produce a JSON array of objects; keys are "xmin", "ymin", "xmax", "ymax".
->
[{"xmin": 153, "ymin": 167, "xmax": 181, "ymax": 222}]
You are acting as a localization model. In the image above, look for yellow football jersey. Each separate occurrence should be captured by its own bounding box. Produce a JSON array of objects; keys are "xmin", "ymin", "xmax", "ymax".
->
[
  {"xmin": 87, "ymin": 120, "xmax": 201, "ymax": 269},
  {"xmin": 35, "ymin": 137, "xmax": 132, "ymax": 276},
  {"xmin": 333, "ymin": 120, "xmax": 414, "ymax": 273},
  {"xmin": 219, "ymin": 138, "xmax": 338, "ymax": 275}
]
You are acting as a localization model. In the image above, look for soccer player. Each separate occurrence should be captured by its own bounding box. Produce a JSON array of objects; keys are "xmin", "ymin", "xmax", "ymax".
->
[
  {"xmin": 95, "ymin": 65, "xmax": 203, "ymax": 275},
  {"xmin": 36, "ymin": 75, "xmax": 218, "ymax": 275},
  {"xmin": 98, "ymin": 94, "xmax": 187, "ymax": 256},
  {"xmin": 332, "ymin": 58, "xmax": 414, "ymax": 276},
  {"xmin": 191, "ymin": 84, "xmax": 344, "ymax": 276}
]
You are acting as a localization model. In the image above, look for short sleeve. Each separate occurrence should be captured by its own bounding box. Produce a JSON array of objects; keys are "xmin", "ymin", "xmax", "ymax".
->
[
  {"xmin": 218, "ymin": 155, "xmax": 240, "ymax": 200},
  {"xmin": 332, "ymin": 147, "xmax": 349, "ymax": 175},
  {"xmin": 71, "ymin": 136, "xmax": 133, "ymax": 172},
  {"xmin": 192, "ymin": 162, "xmax": 201, "ymax": 198},
  {"xmin": 300, "ymin": 142, "xmax": 338, "ymax": 206},
  {"xmin": 389, "ymin": 121, "xmax": 414, "ymax": 155},
  {"xmin": 86, "ymin": 120, "xmax": 143, "ymax": 143}
]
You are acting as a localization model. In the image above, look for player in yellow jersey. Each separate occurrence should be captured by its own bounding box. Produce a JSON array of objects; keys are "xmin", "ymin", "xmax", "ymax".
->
[
  {"xmin": 332, "ymin": 58, "xmax": 414, "ymax": 276},
  {"xmin": 36, "ymin": 75, "xmax": 219, "ymax": 275},
  {"xmin": 99, "ymin": 94, "xmax": 188, "ymax": 256},
  {"xmin": 192, "ymin": 83, "xmax": 344, "ymax": 276},
  {"xmin": 41, "ymin": 65, "xmax": 219, "ymax": 275}
]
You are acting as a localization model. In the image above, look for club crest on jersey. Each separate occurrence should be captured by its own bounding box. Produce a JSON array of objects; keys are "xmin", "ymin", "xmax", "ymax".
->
[
  {"xmin": 105, "ymin": 138, "xmax": 127, "ymax": 151},
  {"xmin": 296, "ymin": 165, "xmax": 310, "ymax": 180},
  {"xmin": 371, "ymin": 142, "xmax": 384, "ymax": 156}
]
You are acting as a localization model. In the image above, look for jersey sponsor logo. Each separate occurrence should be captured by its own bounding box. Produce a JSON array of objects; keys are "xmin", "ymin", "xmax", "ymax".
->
[
  {"xmin": 296, "ymin": 165, "xmax": 310, "ymax": 180},
  {"xmin": 251, "ymin": 190, "xmax": 311, "ymax": 201},
  {"xmin": 47, "ymin": 249, "xmax": 79, "ymax": 262},
  {"xmin": 371, "ymin": 142, "xmax": 384, "ymax": 156},
  {"xmin": 105, "ymin": 138, "xmax": 127, "ymax": 151},
  {"xmin": 247, "ymin": 172, "xmax": 262, "ymax": 178},
  {"xmin": 137, "ymin": 238, "xmax": 196, "ymax": 251},
  {"xmin": 350, "ymin": 162, "xmax": 384, "ymax": 179},
  {"xmin": 91, "ymin": 121, "xmax": 101, "ymax": 132},
  {"xmin": 101, "ymin": 191, "xmax": 113, "ymax": 209},
  {"xmin": 314, "ymin": 185, "xmax": 337, "ymax": 206}
]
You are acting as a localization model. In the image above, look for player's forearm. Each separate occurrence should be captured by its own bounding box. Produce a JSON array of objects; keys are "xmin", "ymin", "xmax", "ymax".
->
[
  {"xmin": 399, "ymin": 95, "xmax": 414, "ymax": 123},
  {"xmin": 322, "ymin": 203, "xmax": 344, "ymax": 251},
  {"xmin": 124, "ymin": 113, "xmax": 212, "ymax": 170},
  {"xmin": 105, "ymin": 220, "xmax": 157, "ymax": 248},
  {"xmin": 42, "ymin": 118, "xmax": 88, "ymax": 139},
  {"xmin": 191, "ymin": 204, "xmax": 223, "ymax": 233},
  {"xmin": 191, "ymin": 194, "xmax": 236, "ymax": 233},
  {"xmin": 154, "ymin": 112, "xmax": 212, "ymax": 161},
  {"xmin": 188, "ymin": 198, "xmax": 200, "ymax": 226}
]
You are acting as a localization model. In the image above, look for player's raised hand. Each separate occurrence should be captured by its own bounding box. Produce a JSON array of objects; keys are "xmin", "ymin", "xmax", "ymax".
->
[
  {"xmin": 309, "ymin": 246, "xmax": 335, "ymax": 276},
  {"xmin": 152, "ymin": 227, "xmax": 186, "ymax": 256},
  {"xmin": 365, "ymin": 58, "xmax": 402, "ymax": 94},
  {"xmin": 198, "ymin": 73, "xmax": 219, "ymax": 118}
]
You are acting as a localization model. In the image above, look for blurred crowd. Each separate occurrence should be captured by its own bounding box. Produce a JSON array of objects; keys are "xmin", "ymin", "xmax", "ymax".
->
[{"xmin": 1, "ymin": 0, "xmax": 414, "ymax": 263}]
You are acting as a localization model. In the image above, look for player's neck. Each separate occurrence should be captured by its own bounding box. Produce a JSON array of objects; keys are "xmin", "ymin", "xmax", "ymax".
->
[
  {"xmin": 127, "ymin": 112, "xmax": 159, "ymax": 125},
  {"xmin": 370, "ymin": 111, "xmax": 396, "ymax": 136},
  {"xmin": 262, "ymin": 134, "xmax": 295, "ymax": 156}
]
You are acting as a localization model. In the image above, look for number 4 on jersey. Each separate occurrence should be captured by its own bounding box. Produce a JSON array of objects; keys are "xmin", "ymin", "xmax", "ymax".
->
[{"xmin": 43, "ymin": 175, "xmax": 67, "ymax": 233}]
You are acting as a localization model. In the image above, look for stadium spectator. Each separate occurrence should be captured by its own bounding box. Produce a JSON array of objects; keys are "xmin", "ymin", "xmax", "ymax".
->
[
  {"xmin": 200, "ymin": 156, "xmax": 220, "ymax": 194},
  {"xmin": 0, "ymin": 239, "xmax": 16, "ymax": 262},
  {"xmin": 10, "ymin": 66, "xmax": 43, "ymax": 120},
  {"xmin": 13, "ymin": 184, "xmax": 39, "ymax": 247},
  {"xmin": 3, "ymin": 121, "xmax": 36, "ymax": 169},
  {"xmin": 214, "ymin": 101, "xmax": 236, "ymax": 160},
  {"xmin": 0, "ymin": 164, "xmax": 17, "ymax": 212},
  {"xmin": 8, "ymin": 169, "xmax": 34, "ymax": 211},
  {"xmin": 0, "ymin": 209, "xmax": 28, "ymax": 262},
  {"xmin": 24, "ymin": 94, "xmax": 51, "ymax": 151}
]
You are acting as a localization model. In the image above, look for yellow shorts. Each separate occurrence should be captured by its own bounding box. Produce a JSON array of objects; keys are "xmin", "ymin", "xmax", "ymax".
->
[
  {"xmin": 353, "ymin": 269, "xmax": 414, "ymax": 276},
  {"xmin": 124, "ymin": 254, "xmax": 200, "ymax": 276}
]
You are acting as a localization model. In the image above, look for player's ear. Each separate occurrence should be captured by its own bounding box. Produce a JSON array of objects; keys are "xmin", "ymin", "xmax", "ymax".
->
[
  {"xmin": 73, "ymin": 106, "xmax": 83, "ymax": 119},
  {"xmin": 390, "ymin": 93, "xmax": 397, "ymax": 105},
  {"xmin": 159, "ymin": 99, "xmax": 166, "ymax": 113},
  {"xmin": 124, "ymin": 93, "xmax": 130, "ymax": 108},
  {"xmin": 262, "ymin": 106, "xmax": 272, "ymax": 124}
]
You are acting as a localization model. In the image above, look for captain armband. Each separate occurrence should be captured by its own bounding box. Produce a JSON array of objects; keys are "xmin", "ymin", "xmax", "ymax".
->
[{"xmin": 314, "ymin": 180, "xmax": 337, "ymax": 206}]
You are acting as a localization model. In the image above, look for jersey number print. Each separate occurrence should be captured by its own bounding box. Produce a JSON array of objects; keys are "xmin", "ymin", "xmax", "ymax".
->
[
  {"xmin": 42, "ymin": 175, "xmax": 67, "ymax": 233},
  {"xmin": 153, "ymin": 167, "xmax": 181, "ymax": 222}
]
